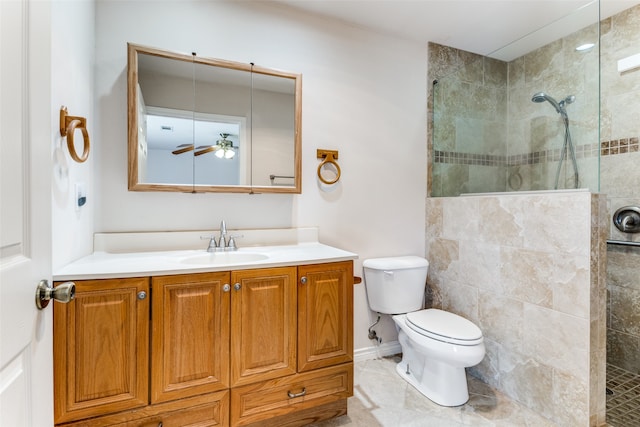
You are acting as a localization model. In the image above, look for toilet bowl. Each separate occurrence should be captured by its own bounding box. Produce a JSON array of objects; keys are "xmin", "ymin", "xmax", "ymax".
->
[
  {"xmin": 363, "ymin": 256, "xmax": 485, "ymax": 407},
  {"xmin": 393, "ymin": 310, "xmax": 485, "ymax": 406}
]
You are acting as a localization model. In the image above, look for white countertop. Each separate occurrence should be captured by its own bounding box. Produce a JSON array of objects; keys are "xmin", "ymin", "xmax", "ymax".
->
[{"xmin": 53, "ymin": 228, "xmax": 358, "ymax": 280}]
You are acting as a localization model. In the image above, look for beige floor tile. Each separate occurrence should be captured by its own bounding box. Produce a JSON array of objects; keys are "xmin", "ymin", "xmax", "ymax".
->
[{"xmin": 312, "ymin": 357, "xmax": 555, "ymax": 427}]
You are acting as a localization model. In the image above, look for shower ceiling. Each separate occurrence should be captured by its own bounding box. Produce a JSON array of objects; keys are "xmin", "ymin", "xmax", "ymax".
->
[{"xmin": 274, "ymin": 0, "xmax": 639, "ymax": 60}]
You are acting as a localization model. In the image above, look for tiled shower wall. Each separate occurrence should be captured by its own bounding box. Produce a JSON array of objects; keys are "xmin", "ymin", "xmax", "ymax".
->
[
  {"xmin": 600, "ymin": 5, "xmax": 640, "ymax": 374},
  {"xmin": 427, "ymin": 0, "xmax": 640, "ymax": 372},
  {"xmin": 425, "ymin": 5, "xmax": 639, "ymax": 424},
  {"xmin": 425, "ymin": 192, "xmax": 607, "ymax": 426},
  {"xmin": 429, "ymin": 13, "xmax": 600, "ymax": 196}
]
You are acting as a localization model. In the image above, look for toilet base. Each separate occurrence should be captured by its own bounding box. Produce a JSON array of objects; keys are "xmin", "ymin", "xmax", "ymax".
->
[
  {"xmin": 391, "ymin": 313, "xmax": 485, "ymax": 407},
  {"xmin": 395, "ymin": 357, "xmax": 470, "ymax": 407}
]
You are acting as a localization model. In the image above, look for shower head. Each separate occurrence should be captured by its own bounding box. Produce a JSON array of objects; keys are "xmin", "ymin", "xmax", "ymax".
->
[
  {"xmin": 532, "ymin": 92, "xmax": 576, "ymax": 118},
  {"xmin": 531, "ymin": 92, "xmax": 562, "ymax": 114}
]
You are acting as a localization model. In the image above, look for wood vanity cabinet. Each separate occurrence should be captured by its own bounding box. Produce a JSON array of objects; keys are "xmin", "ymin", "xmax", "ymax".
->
[{"xmin": 54, "ymin": 261, "xmax": 353, "ymax": 427}]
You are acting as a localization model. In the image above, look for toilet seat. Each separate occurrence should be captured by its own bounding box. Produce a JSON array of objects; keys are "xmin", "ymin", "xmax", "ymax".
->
[{"xmin": 405, "ymin": 309, "xmax": 483, "ymax": 346}]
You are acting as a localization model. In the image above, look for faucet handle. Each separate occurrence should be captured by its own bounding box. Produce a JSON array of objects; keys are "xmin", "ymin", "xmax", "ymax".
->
[
  {"xmin": 227, "ymin": 236, "xmax": 236, "ymax": 251},
  {"xmin": 226, "ymin": 234, "xmax": 243, "ymax": 251},
  {"xmin": 200, "ymin": 235, "xmax": 218, "ymax": 252},
  {"xmin": 200, "ymin": 234, "xmax": 215, "ymax": 242}
]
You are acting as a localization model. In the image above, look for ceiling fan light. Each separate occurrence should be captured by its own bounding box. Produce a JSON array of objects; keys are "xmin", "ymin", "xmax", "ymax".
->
[
  {"xmin": 224, "ymin": 149, "xmax": 235, "ymax": 159},
  {"xmin": 215, "ymin": 149, "xmax": 225, "ymax": 158}
]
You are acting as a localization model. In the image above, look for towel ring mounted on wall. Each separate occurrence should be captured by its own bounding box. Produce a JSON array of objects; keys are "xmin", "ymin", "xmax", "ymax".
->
[
  {"xmin": 317, "ymin": 149, "xmax": 341, "ymax": 185},
  {"xmin": 60, "ymin": 106, "xmax": 90, "ymax": 163}
]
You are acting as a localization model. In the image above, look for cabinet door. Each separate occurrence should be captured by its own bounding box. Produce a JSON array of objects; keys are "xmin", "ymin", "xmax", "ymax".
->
[
  {"xmin": 53, "ymin": 277, "xmax": 150, "ymax": 424},
  {"xmin": 230, "ymin": 267, "xmax": 297, "ymax": 386},
  {"xmin": 151, "ymin": 272, "xmax": 231, "ymax": 403},
  {"xmin": 298, "ymin": 261, "xmax": 353, "ymax": 372}
]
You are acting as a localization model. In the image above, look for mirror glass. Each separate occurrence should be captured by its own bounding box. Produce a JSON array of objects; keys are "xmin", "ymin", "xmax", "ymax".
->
[{"xmin": 128, "ymin": 44, "xmax": 301, "ymax": 193}]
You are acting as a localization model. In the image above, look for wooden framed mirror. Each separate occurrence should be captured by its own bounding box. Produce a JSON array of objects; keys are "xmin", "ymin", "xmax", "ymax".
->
[{"xmin": 127, "ymin": 43, "xmax": 302, "ymax": 193}]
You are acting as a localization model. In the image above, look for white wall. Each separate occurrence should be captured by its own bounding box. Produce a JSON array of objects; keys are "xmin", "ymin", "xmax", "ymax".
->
[
  {"xmin": 92, "ymin": 0, "xmax": 427, "ymax": 351},
  {"xmin": 51, "ymin": 0, "xmax": 95, "ymax": 270}
]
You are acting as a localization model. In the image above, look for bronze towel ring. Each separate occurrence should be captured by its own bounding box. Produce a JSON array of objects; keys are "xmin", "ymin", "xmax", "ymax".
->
[
  {"xmin": 317, "ymin": 149, "xmax": 341, "ymax": 185},
  {"xmin": 60, "ymin": 106, "xmax": 90, "ymax": 163}
]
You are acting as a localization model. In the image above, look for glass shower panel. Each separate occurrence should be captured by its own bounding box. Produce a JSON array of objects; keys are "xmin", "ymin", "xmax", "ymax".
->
[
  {"xmin": 506, "ymin": 20, "xmax": 600, "ymax": 192},
  {"xmin": 431, "ymin": 54, "xmax": 508, "ymax": 196},
  {"xmin": 431, "ymin": 1, "xmax": 600, "ymax": 196}
]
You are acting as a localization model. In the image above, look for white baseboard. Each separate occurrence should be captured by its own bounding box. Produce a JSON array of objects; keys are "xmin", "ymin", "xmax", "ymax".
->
[{"xmin": 354, "ymin": 340, "xmax": 401, "ymax": 363}]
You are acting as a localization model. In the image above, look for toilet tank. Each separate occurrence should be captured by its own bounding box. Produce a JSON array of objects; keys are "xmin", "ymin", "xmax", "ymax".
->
[{"xmin": 363, "ymin": 256, "xmax": 429, "ymax": 314}]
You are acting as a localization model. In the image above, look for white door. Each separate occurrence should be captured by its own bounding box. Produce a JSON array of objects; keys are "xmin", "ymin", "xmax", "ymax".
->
[{"xmin": 0, "ymin": 0, "xmax": 54, "ymax": 425}]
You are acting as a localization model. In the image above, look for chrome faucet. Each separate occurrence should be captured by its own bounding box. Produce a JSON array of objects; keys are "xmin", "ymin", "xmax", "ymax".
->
[{"xmin": 202, "ymin": 221, "xmax": 240, "ymax": 252}]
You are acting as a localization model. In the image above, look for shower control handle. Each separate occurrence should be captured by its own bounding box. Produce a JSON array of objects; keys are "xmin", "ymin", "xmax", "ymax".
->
[{"xmin": 613, "ymin": 206, "xmax": 640, "ymax": 233}]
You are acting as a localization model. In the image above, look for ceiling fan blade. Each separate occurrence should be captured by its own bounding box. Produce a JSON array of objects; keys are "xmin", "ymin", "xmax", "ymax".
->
[
  {"xmin": 172, "ymin": 144, "xmax": 195, "ymax": 155},
  {"xmin": 194, "ymin": 146, "xmax": 217, "ymax": 156}
]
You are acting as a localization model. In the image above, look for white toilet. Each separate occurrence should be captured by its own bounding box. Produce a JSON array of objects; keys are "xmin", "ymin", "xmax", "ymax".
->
[{"xmin": 363, "ymin": 256, "xmax": 485, "ymax": 407}]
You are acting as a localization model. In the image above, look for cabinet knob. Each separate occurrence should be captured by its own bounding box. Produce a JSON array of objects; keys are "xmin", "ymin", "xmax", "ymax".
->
[
  {"xmin": 223, "ymin": 284, "xmax": 231, "ymax": 292},
  {"xmin": 234, "ymin": 283, "xmax": 241, "ymax": 291},
  {"xmin": 137, "ymin": 291, "xmax": 147, "ymax": 300},
  {"xmin": 300, "ymin": 276, "xmax": 307, "ymax": 285}
]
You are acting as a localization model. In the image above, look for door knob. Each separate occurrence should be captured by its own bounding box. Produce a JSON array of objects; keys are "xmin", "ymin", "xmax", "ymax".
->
[{"xmin": 35, "ymin": 279, "xmax": 75, "ymax": 310}]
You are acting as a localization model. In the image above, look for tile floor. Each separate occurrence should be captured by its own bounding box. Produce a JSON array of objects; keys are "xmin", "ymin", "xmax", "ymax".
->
[
  {"xmin": 606, "ymin": 364, "xmax": 640, "ymax": 427},
  {"xmin": 311, "ymin": 356, "xmax": 556, "ymax": 427}
]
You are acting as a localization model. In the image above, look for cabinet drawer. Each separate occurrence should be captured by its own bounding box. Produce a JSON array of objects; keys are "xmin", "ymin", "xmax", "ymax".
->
[
  {"xmin": 230, "ymin": 363, "xmax": 353, "ymax": 426},
  {"xmin": 57, "ymin": 391, "xmax": 229, "ymax": 427},
  {"xmin": 133, "ymin": 400, "xmax": 226, "ymax": 427}
]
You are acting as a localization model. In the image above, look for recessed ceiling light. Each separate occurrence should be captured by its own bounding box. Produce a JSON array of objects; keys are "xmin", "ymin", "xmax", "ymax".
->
[{"xmin": 576, "ymin": 43, "xmax": 595, "ymax": 52}]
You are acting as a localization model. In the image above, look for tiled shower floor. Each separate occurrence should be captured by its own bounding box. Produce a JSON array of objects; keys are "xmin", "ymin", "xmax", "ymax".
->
[{"xmin": 607, "ymin": 364, "xmax": 640, "ymax": 426}]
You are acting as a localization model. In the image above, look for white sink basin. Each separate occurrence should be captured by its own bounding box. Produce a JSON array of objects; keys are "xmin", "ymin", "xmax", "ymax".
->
[{"xmin": 180, "ymin": 251, "xmax": 269, "ymax": 266}]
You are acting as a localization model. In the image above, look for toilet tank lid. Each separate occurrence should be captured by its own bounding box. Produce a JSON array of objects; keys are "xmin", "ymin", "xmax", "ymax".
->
[{"xmin": 363, "ymin": 256, "xmax": 428, "ymax": 270}]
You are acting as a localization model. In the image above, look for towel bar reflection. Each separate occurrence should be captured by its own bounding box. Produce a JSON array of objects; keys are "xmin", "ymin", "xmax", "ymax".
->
[
  {"xmin": 60, "ymin": 106, "xmax": 90, "ymax": 163},
  {"xmin": 317, "ymin": 149, "xmax": 341, "ymax": 185},
  {"xmin": 270, "ymin": 175, "xmax": 295, "ymax": 185}
]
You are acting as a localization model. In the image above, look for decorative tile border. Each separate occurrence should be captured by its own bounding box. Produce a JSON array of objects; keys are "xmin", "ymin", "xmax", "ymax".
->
[
  {"xmin": 434, "ymin": 136, "xmax": 639, "ymax": 166},
  {"xmin": 601, "ymin": 137, "xmax": 640, "ymax": 156}
]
